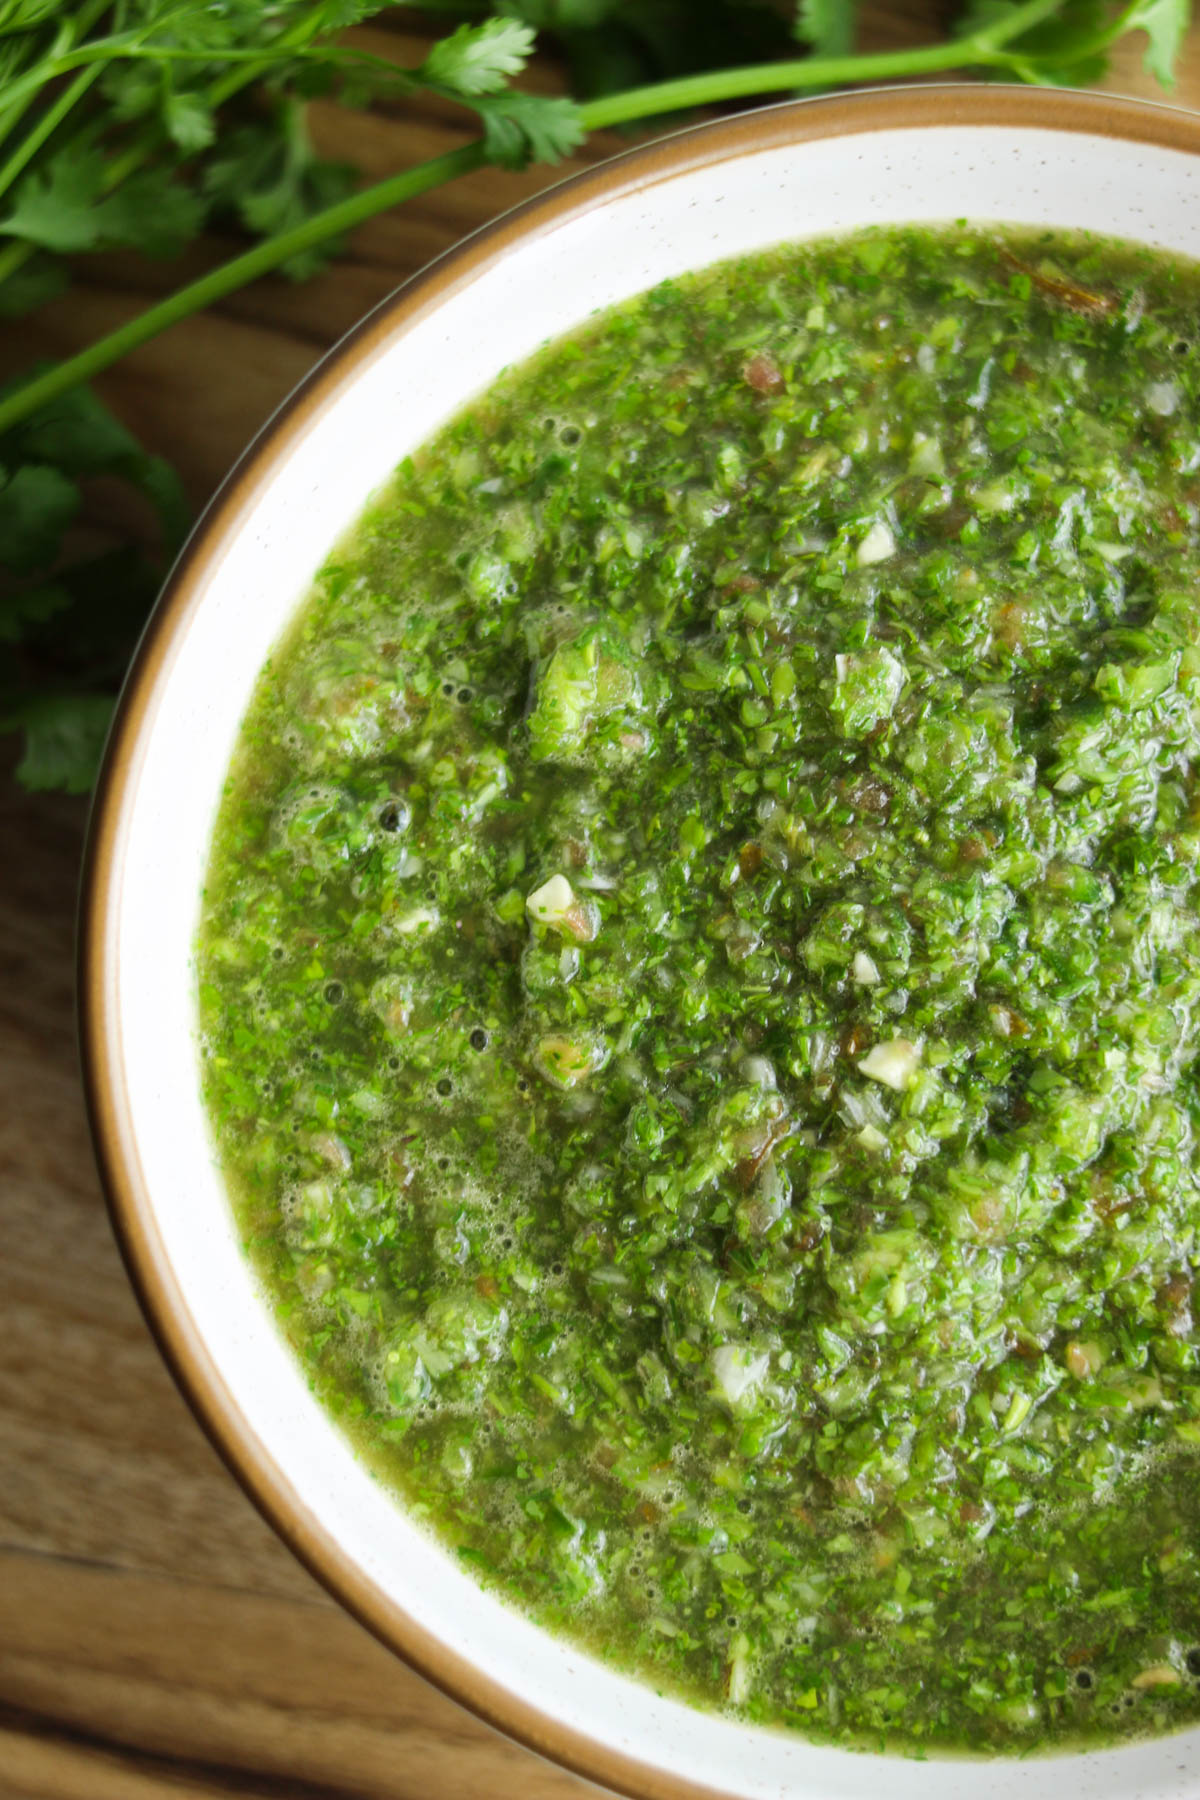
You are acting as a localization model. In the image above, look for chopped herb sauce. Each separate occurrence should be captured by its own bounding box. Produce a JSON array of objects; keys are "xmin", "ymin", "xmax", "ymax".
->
[{"xmin": 199, "ymin": 226, "xmax": 1200, "ymax": 1752}]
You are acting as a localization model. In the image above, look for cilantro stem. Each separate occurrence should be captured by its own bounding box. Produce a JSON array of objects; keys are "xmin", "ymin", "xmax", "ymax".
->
[
  {"xmin": 0, "ymin": 141, "xmax": 485, "ymax": 437},
  {"xmin": 0, "ymin": 32, "xmax": 152, "ymax": 127},
  {"xmin": 0, "ymin": 0, "xmax": 111, "ymax": 158},
  {"xmin": 0, "ymin": 12, "xmax": 423, "ymax": 126},
  {"xmin": 0, "ymin": 0, "xmax": 1154, "ymax": 440},
  {"xmin": 0, "ymin": 6, "xmax": 347, "ymax": 300},
  {"xmin": 0, "ymin": 64, "xmax": 105, "ymax": 205},
  {"xmin": 578, "ymin": 0, "xmax": 1065, "ymax": 120},
  {"xmin": 579, "ymin": 45, "xmax": 974, "ymax": 128},
  {"xmin": 0, "ymin": 1, "xmax": 348, "ymax": 151}
]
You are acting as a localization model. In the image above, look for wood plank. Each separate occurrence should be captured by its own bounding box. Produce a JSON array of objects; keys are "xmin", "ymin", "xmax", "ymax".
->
[{"xmin": 0, "ymin": 1549, "xmax": 588, "ymax": 1800}]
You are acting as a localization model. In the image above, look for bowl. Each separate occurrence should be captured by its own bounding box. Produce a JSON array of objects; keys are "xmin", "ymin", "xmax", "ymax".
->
[{"xmin": 82, "ymin": 84, "xmax": 1200, "ymax": 1800}]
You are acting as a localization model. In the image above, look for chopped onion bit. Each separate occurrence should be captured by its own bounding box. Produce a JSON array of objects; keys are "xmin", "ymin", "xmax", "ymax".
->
[{"xmin": 858, "ymin": 1037, "xmax": 922, "ymax": 1091}]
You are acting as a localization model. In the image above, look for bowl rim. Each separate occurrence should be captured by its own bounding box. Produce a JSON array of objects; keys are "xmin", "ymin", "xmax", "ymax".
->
[{"xmin": 80, "ymin": 81, "xmax": 1200, "ymax": 1800}]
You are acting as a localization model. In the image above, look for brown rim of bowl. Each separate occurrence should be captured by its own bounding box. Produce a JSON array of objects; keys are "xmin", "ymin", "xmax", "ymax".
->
[{"xmin": 80, "ymin": 82, "xmax": 1200, "ymax": 1800}]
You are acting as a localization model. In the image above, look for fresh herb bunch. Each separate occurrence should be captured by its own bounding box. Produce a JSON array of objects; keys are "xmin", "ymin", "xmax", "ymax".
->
[{"xmin": 0, "ymin": 0, "xmax": 1190, "ymax": 792}]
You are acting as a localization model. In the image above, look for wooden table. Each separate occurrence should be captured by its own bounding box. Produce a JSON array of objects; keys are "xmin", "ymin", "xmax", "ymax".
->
[{"xmin": 5, "ymin": 10, "xmax": 1200, "ymax": 1796}]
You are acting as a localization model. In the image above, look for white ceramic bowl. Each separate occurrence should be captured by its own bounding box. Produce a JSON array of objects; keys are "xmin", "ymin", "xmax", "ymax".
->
[{"xmin": 83, "ymin": 84, "xmax": 1200, "ymax": 1800}]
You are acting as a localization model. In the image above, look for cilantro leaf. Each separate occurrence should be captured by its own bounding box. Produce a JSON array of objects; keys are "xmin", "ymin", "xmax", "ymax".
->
[
  {"xmin": 164, "ymin": 90, "xmax": 217, "ymax": 153},
  {"xmin": 0, "ymin": 463, "xmax": 79, "ymax": 574},
  {"xmin": 6, "ymin": 692, "xmax": 114, "ymax": 794},
  {"xmin": 422, "ymin": 17, "xmax": 537, "ymax": 96},
  {"xmin": 0, "ymin": 253, "xmax": 68, "ymax": 319},
  {"xmin": 15, "ymin": 385, "xmax": 144, "ymax": 475},
  {"xmin": 0, "ymin": 145, "xmax": 203, "ymax": 258},
  {"xmin": 132, "ymin": 454, "xmax": 191, "ymax": 550},
  {"xmin": 241, "ymin": 154, "xmax": 356, "ymax": 244},
  {"xmin": 1, "ymin": 551, "xmax": 186, "ymax": 796},
  {"xmin": 0, "ymin": 581, "xmax": 70, "ymax": 645},
  {"xmin": 955, "ymin": 0, "xmax": 1189, "ymax": 87},
  {"xmin": 100, "ymin": 61, "xmax": 163, "ymax": 129},
  {"xmin": 1130, "ymin": 0, "xmax": 1190, "ymax": 86},
  {"xmin": 12, "ymin": 384, "xmax": 188, "ymax": 546},
  {"xmin": 955, "ymin": 0, "xmax": 1113, "ymax": 84},
  {"xmin": 475, "ymin": 92, "xmax": 586, "ymax": 169},
  {"xmin": 0, "ymin": 379, "xmax": 192, "ymax": 790},
  {"xmin": 794, "ymin": 0, "xmax": 857, "ymax": 55},
  {"xmin": 96, "ymin": 164, "xmax": 207, "ymax": 258},
  {"xmin": 203, "ymin": 113, "xmax": 357, "ymax": 280},
  {"xmin": 0, "ymin": 144, "xmax": 108, "ymax": 252},
  {"xmin": 9, "ymin": 545, "xmax": 167, "ymax": 667}
]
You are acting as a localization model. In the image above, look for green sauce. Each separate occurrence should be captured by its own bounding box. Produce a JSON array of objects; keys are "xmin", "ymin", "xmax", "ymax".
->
[{"xmin": 199, "ymin": 225, "xmax": 1200, "ymax": 1753}]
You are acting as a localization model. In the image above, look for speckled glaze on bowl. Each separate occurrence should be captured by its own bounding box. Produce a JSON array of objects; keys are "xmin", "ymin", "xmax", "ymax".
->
[{"xmin": 82, "ymin": 85, "xmax": 1200, "ymax": 1800}]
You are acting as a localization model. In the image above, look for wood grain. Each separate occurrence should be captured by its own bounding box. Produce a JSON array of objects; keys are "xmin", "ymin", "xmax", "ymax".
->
[{"xmin": 5, "ymin": 8, "xmax": 1200, "ymax": 1797}]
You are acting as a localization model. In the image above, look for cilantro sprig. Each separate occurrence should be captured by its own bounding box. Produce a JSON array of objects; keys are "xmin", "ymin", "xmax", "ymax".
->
[{"xmin": 0, "ymin": 0, "xmax": 1191, "ymax": 790}]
